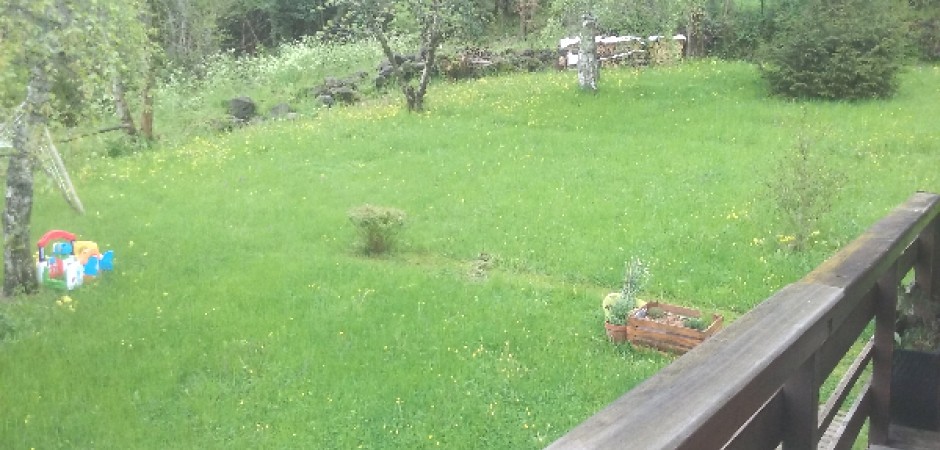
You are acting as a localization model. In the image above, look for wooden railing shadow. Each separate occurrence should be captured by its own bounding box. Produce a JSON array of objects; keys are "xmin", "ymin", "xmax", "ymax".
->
[{"xmin": 547, "ymin": 192, "xmax": 940, "ymax": 450}]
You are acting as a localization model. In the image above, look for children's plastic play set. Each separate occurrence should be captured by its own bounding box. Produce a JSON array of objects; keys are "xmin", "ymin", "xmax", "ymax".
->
[{"xmin": 35, "ymin": 230, "xmax": 115, "ymax": 290}]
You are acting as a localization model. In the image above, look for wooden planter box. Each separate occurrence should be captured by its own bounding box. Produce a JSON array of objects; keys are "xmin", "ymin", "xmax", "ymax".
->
[{"xmin": 626, "ymin": 302, "xmax": 723, "ymax": 354}]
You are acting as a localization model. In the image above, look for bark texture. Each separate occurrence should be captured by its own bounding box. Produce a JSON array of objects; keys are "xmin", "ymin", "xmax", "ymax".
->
[
  {"xmin": 3, "ymin": 65, "xmax": 48, "ymax": 296},
  {"xmin": 577, "ymin": 14, "xmax": 599, "ymax": 92},
  {"xmin": 113, "ymin": 75, "xmax": 138, "ymax": 136}
]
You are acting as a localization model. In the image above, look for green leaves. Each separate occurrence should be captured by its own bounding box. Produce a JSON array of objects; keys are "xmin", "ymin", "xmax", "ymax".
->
[{"xmin": 759, "ymin": 0, "xmax": 906, "ymax": 100}]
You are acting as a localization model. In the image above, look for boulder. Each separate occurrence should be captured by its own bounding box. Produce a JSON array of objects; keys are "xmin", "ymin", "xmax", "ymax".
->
[
  {"xmin": 317, "ymin": 94, "xmax": 335, "ymax": 108},
  {"xmin": 228, "ymin": 96, "xmax": 257, "ymax": 122}
]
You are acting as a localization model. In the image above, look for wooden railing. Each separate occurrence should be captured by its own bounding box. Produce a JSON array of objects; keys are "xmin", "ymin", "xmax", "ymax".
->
[{"xmin": 547, "ymin": 192, "xmax": 940, "ymax": 449}]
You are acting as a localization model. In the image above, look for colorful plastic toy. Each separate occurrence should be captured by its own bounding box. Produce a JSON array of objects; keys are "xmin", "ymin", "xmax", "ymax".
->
[{"xmin": 36, "ymin": 230, "xmax": 115, "ymax": 290}]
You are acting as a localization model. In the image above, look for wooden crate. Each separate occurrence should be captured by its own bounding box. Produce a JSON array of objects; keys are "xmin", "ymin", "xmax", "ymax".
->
[{"xmin": 626, "ymin": 301, "xmax": 723, "ymax": 354}]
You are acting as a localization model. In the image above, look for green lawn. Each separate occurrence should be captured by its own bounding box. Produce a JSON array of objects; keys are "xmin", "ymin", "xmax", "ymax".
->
[{"xmin": 2, "ymin": 59, "xmax": 940, "ymax": 448}]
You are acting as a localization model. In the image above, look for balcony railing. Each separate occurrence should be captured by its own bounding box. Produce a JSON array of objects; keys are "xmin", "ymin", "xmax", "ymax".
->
[{"xmin": 547, "ymin": 192, "xmax": 940, "ymax": 449}]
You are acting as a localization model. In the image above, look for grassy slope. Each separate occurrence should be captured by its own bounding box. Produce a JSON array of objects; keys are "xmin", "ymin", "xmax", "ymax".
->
[{"xmin": 2, "ymin": 61, "xmax": 940, "ymax": 448}]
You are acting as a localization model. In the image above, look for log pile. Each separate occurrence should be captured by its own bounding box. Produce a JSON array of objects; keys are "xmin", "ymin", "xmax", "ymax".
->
[{"xmin": 559, "ymin": 34, "xmax": 686, "ymax": 69}]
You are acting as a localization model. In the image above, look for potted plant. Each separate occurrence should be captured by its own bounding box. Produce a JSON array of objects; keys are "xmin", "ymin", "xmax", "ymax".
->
[
  {"xmin": 602, "ymin": 258, "xmax": 723, "ymax": 353},
  {"xmin": 603, "ymin": 294, "xmax": 633, "ymax": 343},
  {"xmin": 891, "ymin": 282, "xmax": 940, "ymax": 431},
  {"xmin": 603, "ymin": 258, "xmax": 649, "ymax": 343}
]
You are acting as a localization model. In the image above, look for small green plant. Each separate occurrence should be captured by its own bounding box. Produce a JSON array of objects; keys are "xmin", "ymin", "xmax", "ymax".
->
[
  {"xmin": 646, "ymin": 306, "xmax": 665, "ymax": 320},
  {"xmin": 347, "ymin": 204, "xmax": 407, "ymax": 255},
  {"xmin": 604, "ymin": 258, "xmax": 650, "ymax": 325},
  {"xmin": 605, "ymin": 298, "xmax": 634, "ymax": 326},
  {"xmin": 620, "ymin": 257, "xmax": 650, "ymax": 309},
  {"xmin": 766, "ymin": 130, "xmax": 844, "ymax": 252},
  {"xmin": 683, "ymin": 315, "xmax": 709, "ymax": 331}
]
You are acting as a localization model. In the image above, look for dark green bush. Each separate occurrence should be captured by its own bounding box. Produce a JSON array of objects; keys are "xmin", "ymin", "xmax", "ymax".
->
[
  {"xmin": 909, "ymin": 7, "xmax": 940, "ymax": 61},
  {"xmin": 759, "ymin": 0, "xmax": 907, "ymax": 100}
]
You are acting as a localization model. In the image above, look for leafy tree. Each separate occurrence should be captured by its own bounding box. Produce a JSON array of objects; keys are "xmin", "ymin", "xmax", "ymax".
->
[
  {"xmin": 328, "ymin": 0, "xmax": 488, "ymax": 112},
  {"xmin": 219, "ymin": 0, "xmax": 338, "ymax": 54},
  {"xmin": 759, "ymin": 0, "xmax": 907, "ymax": 100},
  {"xmin": 150, "ymin": 0, "xmax": 232, "ymax": 70},
  {"xmin": 0, "ymin": 0, "xmax": 152, "ymax": 296}
]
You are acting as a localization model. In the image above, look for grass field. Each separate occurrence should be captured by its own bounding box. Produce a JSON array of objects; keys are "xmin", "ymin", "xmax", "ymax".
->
[{"xmin": 2, "ymin": 56, "xmax": 940, "ymax": 448}]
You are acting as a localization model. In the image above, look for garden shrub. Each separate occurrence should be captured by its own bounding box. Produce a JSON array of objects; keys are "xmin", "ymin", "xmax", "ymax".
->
[
  {"xmin": 759, "ymin": 0, "xmax": 907, "ymax": 100},
  {"xmin": 348, "ymin": 204, "xmax": 407, "ymax": 255}
]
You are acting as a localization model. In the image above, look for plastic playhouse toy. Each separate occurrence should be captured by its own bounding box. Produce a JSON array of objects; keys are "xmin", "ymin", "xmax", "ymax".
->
[{"xmin": 36, "ymin": 230, "xmax": 114, "ymax": 290}]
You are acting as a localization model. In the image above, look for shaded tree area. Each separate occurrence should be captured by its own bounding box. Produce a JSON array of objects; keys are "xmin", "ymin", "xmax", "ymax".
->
[
  {"xmin": 327, "ymin": 0, "xmax": 490, "ymax": 111},
  {"xmin": 1, "ymin": 0, "xmax": 151, "ymax": 296}
]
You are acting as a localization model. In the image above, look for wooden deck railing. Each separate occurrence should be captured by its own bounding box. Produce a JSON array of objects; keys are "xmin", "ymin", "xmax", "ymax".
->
[{"xmin": 547, "ymin": 192, "xmax": 940, "ymax": 450}]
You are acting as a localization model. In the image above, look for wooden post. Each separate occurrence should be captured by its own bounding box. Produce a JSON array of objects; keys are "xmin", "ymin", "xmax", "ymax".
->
[
  {"xmin": 782, "ymin": 353, "xmax": 819, "ymax": 449},
  {"xmin": 577, "ymin": 13, "xmax": 599, "ymax": 92},
  {"xmin": 870, "ymin": 263, "xmax": 898, "ymax": 445},
  {"xmin": 915, "ymin": 217, "xmax": 940, "ymax": 305}
]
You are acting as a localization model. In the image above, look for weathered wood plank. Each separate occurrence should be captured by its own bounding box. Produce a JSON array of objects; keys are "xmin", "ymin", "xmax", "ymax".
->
[
  {"xmin": 807, "ymin": 192, "xmax": 940, "ymax": 296},
  {"xmin": 725, "ymin": 392, "xmax": 784, "ymax": 450},
  {"xmin": 782, "ymin": 353, "xmax": 819, "ymax": 449},
  {"xmin": 815, "ymin": 291, "xmax": 875, "ymax": 386},
  {"xmin": 818, "ymin": 339, "xmax": 872, "ymax": 435},
  {"xmin": 871, "ymin": 265, "xmax": 899, "ymax": 445},
  {"xmin": 830, "ymin": 381, "xmax": 870, "ymax": 450}
]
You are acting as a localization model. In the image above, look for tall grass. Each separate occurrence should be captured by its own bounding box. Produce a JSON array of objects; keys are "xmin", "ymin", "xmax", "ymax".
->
[{"xmin": 2, "ymin": 56, "xmax": 940, "ymax": 448}]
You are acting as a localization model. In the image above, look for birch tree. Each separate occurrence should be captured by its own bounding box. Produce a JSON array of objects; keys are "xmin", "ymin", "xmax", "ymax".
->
[{"xmin": 0, "ymin": 0, "xmax": 151, "ymax": 296}]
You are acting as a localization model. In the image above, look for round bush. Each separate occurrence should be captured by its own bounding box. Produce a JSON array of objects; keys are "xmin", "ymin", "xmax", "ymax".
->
[{"xmin": 759, "ymin": 0, "xmax": 907, "ymax": 100}]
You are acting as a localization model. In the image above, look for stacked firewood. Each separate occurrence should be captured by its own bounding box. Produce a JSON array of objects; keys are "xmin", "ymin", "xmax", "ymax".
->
[{"xmin": 559, "ymin": 35, "xmax": 686, "ymax": 68}]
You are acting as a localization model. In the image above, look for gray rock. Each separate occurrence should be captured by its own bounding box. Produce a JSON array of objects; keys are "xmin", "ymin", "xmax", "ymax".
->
[
  {"xmin": 228, "ymin": 96, "xmax": 257, "ymax": 121},
  {"xmin": 317, "ymin": 94, "xmax": 334, "ymax": 108}
]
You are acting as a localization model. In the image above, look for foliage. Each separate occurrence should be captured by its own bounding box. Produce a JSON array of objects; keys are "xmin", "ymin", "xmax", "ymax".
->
[
  {"xmin": 325, "ymin": 0, "xmax": 493, "ymax": 110},
  {"xmin": 907, "ymin": 5, "xmax": 940, "ymax": 62},
  {"xmin": 604, "ymin": 258, "xmax": 649, "ymax": 325},
  {"xmin": 765, "ymin": 128, "xmax": 844, "ymax": 252},
  {"xmin": 150, "ymin": 0, "xmax": 232, "ymax": 70},
  {"xmin": 605, "ymin": 296, "xmax": 635, "ymax": 325},
  {"xmin": 348, "ymin": 204, "xmax": 407, "ymax": 255},
  {"xmin": 702, "ymin": 3, "xmax": 770, "ymax": 60},
  {"xmin": 620, "ymin": 258, "xmax": 649, "ymax": 308},
  {"xmin": 646, "ymin": 306, "xmax": 665, "ymax": 320},
  {"xmin": 683, "ymin": 315, "xmax": 709, "ymax": 331},
  {"xmin": 896, "ymin": 282, "xmax": 940, "ymax": 351},
  {"xmin": 758, "ymin": 0, "xmax": 907, "ymax": 100}
]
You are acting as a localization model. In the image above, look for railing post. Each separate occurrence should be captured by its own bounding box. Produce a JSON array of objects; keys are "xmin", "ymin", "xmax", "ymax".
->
[
  {"xmin": 870, "ymin": 262, "xmax": 899, "ymax": 445},
  {"xmin": 915, "ymin": 216, "xmax": 940, "ymax": 305},
  {"xmin": 782, "ymin": 353, "xmax": 819, "ymax": 449}
]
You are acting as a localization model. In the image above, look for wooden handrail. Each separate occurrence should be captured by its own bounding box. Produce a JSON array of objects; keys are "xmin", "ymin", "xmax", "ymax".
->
[{"xmin": 547, "ymin": 192, "xmax": 940, "ymax": 450}]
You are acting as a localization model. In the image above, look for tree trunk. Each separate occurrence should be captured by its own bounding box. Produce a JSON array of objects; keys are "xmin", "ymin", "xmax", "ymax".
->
[
  {"xmin": 3, "ymin": 64, "xmax": 49, "ymax": 297},
  {"xmin": 141, "ymin": 0, "xmax": 156, "ymax": 140},
  {"xmin": 112, "ymin": 75, "xmax": 138, "ymax": 136},
  {"xmin": 140, "ymin": 70, "xmax": 154, "ymax": 140},
  {"xmin": 411, "ymin": 29, "xmax": 441, "ymax": 112},
  {"xmin": 577, "ymin": 14, "xmax": 599, "ymax": 92}
]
